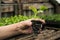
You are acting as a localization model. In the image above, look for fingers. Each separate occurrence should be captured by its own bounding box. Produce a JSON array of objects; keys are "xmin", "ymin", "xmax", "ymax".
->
[
  {"xmin": 34, "ymin": 19, "xmax": 45, "ymax": 24},
  {"xmin": 24, "ymin": 18, "xmax": 45, "ymax": 26},
  {"xmin": 23, "ymin": 21, "xmax": 32, "ymax": 26},
  {"xmin": 27, "ymin": 18, "xmax": 45, "ymax": 23},
  {"xmin": 30, "ymin": 18, "xmax": 45, "ymax": 24},
  {"xmin": 25, "ymin": 21, "xmax": 32, "ymax": 26},
  {"xmin": 20, "ymin": 26, "xmax": 33, "ymax": 34}
]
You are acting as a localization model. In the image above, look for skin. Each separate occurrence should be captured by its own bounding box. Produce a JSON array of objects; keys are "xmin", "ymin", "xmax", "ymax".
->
[{"xmin": 0, "ymin": 19, "xmax": 45, "ymax": 40}]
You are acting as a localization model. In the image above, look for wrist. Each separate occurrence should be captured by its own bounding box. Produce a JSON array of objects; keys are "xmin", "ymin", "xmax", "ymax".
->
[{"xmin": 14, "ymin": 22, "xmax": 24, "ymax": 34}]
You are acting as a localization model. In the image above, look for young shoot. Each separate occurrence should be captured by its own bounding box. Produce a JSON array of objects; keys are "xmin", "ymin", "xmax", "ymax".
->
[
  {"xmin": 29, "ymin": 6, "xmax": 38, "ymax": 18},
  {"xmin": 29, "ymin": 6, "xmax": 48, "ymax": 18}
]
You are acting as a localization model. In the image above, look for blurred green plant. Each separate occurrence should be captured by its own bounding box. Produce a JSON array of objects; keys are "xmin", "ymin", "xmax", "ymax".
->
[
  {"xmin": 29, "ymin": 5, "xmax": 48, "ymax": 18},
  {"xmin": 0, "ymin": 14, "xmax": 60, "ymax": 26},
  {"xmin": 29, "ymin": 6, "xmax": 38, "ymax": 18},
  {"xmin": 0, "ymin": 15, "xmax": 29, "ymax": 26}
]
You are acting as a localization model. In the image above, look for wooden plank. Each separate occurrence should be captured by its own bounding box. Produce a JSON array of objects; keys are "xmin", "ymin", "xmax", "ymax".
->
[
  {"xmin": 21, "ymin": 0, "xmax": 49, "ymax": 3},
  {"xmin": 15, "ymin": 0, "xmax": 21, "ymax": 3},
  {"xmin": 43, "ymin": 3, "xmax": 53, "ymax": 8},
  {"xmin": 56, "ymin": 5, "xmax": 60, "ymax": 14},
  {"xmin": 1, "ymin": 0, "xmax": 14, "ymax": 3},
  {"xmin": 1, "ymin": 4, "xmax": 14, "ymax": 12},
  {"xmin": 0, "ymin": 0, "xmax": 1, "ymax": 18},
  {"xmin": 23, "ymin": 3, "xmax": 43, "ymax": 10}
]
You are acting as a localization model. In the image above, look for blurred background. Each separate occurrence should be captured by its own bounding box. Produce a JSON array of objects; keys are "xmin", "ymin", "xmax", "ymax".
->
[{"xmin": 0, "ymin": 0, "xmax": 60, "ymax": 18}]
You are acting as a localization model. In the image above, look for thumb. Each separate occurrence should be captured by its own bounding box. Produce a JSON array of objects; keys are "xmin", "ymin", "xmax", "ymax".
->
[{"xmin": 25, "ymin": 21, "xmax": 32, "ymax": 26}]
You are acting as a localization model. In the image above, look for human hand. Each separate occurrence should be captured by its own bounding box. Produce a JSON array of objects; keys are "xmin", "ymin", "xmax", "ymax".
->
[{"xmin": 16, "ymin": 18, "xmax": 45, "ymax": 34}]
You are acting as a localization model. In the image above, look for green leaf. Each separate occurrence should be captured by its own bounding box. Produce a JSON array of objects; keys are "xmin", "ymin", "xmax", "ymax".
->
[
  {"xmin": 40, "ymin": 6, "xmax": 48, "ymax": 11},
  {"xmin": 29, "ymin": 6, "xmax": 38, "ymax": 14},
  {"xmin": 29, "ymin": 6, "xmax": 38, "ymax": 18}
]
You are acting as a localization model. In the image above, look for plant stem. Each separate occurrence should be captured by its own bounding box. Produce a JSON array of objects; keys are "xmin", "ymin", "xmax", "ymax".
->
[{"xmin": 34, "ymin": 13, "xmax": 37, "ymax": 18}]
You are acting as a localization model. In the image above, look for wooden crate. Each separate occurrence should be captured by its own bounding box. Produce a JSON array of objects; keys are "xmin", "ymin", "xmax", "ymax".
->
[
  {"xmin": 1, "ymin": 4, "xmax": 14, "ymax": 12},
  {"xmin": 21, "ymin": 0, "xmax": 49, "ymax": 3},
  {"xmin": 1, "ymin": 0, "xmax": 14, "ymax": 3}
]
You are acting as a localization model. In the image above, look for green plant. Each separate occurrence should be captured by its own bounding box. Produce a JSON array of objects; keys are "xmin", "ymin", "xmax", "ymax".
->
[
  {"xmin": 0, "ymin": 14, "xmax": 60, "ymax": 26},
  {"xmin": 29, "ymin": 6, "xmax": 38, "ymax": 18},
  {"xmin": 29, "ymin": 6, "xmax": 48, "ymax": 18},
  {"xmin": 0, "ymin": 15, "xmax": 29, "ymax": 26},
  {"xmin": 40, "ymin": 6, "xmax": 48, "ymax": 11}
]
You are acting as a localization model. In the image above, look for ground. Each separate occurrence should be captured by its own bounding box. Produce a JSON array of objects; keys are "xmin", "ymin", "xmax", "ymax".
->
[{"xmin": 4, "ymin": 26, "xmax": 60, "ymax": 40}]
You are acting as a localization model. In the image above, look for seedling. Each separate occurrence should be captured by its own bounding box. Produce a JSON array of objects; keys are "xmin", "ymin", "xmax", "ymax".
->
[
  {"xmin": 29, "ymin": 6, "xmax": 38, "ymax": 18},
  {"xmin": 29, "ymin": 6, "xmax": 48, "ymax": 18},
  {"xmin": 29, "ymin": 6, "xmax": 48, "ymax": 34}
]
